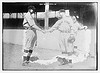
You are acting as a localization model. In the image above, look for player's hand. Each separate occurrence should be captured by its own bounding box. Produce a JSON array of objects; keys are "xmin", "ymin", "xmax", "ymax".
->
[
  {"xmin": 43, "ymin": 30, "xmax": 50, "ymax": 33},
  {"xmin": 41, "ymin": 30, "xmax": 46, "ymax": 33},
  {"xmin": 84, "ymin": 26, "xmax": 87, "ymax": 30}
]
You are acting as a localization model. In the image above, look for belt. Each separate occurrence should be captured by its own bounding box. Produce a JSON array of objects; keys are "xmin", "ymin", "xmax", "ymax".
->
[{"xmin": 59, "ymin": 30, "xmax": 70, "ymax": 33}]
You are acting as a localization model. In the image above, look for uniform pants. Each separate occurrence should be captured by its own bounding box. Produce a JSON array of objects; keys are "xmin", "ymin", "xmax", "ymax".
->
[
  {"xmin": 59, "ymin": 32, "xmax": 74, "ymax": 53},
  {"xmin": 22, "ymin": 28, "xmax": 37, "ymax": 62}
]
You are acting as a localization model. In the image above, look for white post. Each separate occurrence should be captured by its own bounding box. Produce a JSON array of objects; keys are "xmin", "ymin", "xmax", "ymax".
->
[{"xmin": 45, "ymin": 2, "xmax": 49, "ymax": 29}]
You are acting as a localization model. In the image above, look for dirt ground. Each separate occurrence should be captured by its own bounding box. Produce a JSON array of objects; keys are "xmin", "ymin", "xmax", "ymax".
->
[{"xmin": 2, "ymin": 28, "xmax": 97, "ymax": 71}]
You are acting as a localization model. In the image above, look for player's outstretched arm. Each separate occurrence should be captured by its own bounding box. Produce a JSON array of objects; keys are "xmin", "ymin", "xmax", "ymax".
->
[{"xmin": 47, "ymin": 20, "xmax": 62, "ymax": 32}]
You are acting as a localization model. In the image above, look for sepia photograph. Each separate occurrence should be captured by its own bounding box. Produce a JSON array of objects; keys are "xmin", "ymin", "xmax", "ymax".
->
[{"xmin": 2, "ymin": 2, "xmax": 98, "ymax": 71}]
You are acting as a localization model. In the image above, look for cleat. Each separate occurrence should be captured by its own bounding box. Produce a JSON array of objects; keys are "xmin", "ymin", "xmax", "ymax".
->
[
  {"xmin": 67, "ymin": 52, "xmax": 73, "ymax": 56},
  {"xmin": 68, "ymin": 59, "xmax": 72, "ymax": 63},
  {"xmin": 22, "ymin": 61, "xmax": 30, "ymax": 66},
  {"xmin": 74, "ymin": 46, "xmax": 77, "ymax": 49},
  {"xmin": 62, "ymin": 52, "xmax": 68, "ymax": 54},
  {"xmin": 23, "ymin": 56, "xmax": 27, "ymax": 62}
]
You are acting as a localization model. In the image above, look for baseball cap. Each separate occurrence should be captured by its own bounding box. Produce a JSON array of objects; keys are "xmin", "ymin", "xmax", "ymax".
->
[
  {"xmin": 28, "ymin": 6, "xmax": 36, "ymax": 10},
  {"xmin": 59, "ymin": 9, "xmax": 65, "ymax": 13}
]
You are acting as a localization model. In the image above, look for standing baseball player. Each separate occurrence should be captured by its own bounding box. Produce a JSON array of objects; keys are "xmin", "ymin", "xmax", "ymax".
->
[
  {"xmin": 22, "ymin": 6, "xmax": 43, "ymax": 65},
  {"xmin": 46, "ymin": 9, "xmax": 74, "ymax": 55},
  {"xmin": 70, "ymin": 16, "xmax": 87, "ymax": 53}
]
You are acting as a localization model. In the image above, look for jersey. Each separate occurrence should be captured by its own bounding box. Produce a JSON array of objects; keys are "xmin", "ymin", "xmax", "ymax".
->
[
  {"xmin": 23, "ymin": 12, "xmax": 41, "ymax": 31},
  {"xmin": 23, "ymin": 12, "xmax": 36, "ymax": 28},
  {"xmin": 71, "ymin": 21, "xmax": 82, "ymax": 33},
  {"xmin": 58, "ymin": 16, "xmax": 73, "ymax": 32}
]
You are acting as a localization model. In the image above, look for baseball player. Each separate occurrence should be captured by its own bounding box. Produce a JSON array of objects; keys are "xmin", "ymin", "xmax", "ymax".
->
[
  {"xmin": 22, "ymin": 6, "xmax": 43, "ymax": 65},
  {"xmin": 70, "ymin": 16, "xmax": 87, "ymax": 55},
  {"xmin": 46, "ymin": 9, "xmax": 74, "ymax": 55}
]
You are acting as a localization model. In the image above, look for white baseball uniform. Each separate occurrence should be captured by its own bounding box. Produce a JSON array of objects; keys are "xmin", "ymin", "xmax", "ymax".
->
[
  {"xmin": 23, "ymin": 12, "xmax": 38, "ymax": 56},
  {"xmin": 49, "ymin": 16, "xmax": 74, "ymax": 53}
]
